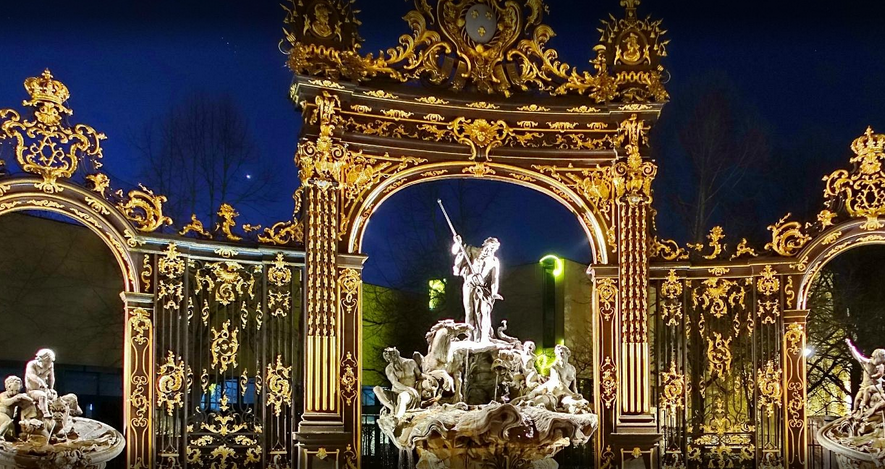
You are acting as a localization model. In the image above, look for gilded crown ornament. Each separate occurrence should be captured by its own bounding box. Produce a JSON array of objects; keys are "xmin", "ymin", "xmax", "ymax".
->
[
  {"xmin": 0, "ymin": 69, "xmax": 105, "ymax": 193},
  {"xmin": 823, "ymin": 127, "xmax": 885, "ymax": 229}
]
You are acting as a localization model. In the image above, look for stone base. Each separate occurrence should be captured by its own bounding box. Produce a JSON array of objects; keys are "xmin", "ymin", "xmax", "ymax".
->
[
  {"xmin": 381, "ymin": 403, "xmax": 597, "ymax": 469},
  {"xmin": 0, "ymin": 417, "xmax": 124, "ymax": 469}
]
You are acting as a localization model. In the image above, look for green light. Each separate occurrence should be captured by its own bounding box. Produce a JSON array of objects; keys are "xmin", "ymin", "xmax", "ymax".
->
[
  {"xmin": 539, "ymin": 255, "xmax": 564, "ymax": 277},
  {"xmin": 536, "ymin": 347, "xmax": 557, "ymax": 376},
  {"xmin": 428, "ymin": 279, "xmax": 446, "ymax": 310}
]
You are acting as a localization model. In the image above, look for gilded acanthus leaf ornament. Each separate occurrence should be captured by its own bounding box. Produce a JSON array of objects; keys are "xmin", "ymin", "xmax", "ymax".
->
[
  {"xmin": 180, "ymin": 214, "xmax": 213, "ymax": 238},
  {"xmin": 117, "ymin": 184, "xmax": 173, "ymax": 233},
  {"xmin": 613, "ymin": 115, "xmax": 656, "ymax": 202},
  {"xmin": 340, "ymin": 351, "xmax": 358, "ymax": 406},
  {"xmin": 600, "ymin": 356, "xmax": 617, "ymax": 409},
  {"xmin": 449, "ymin": 117, "xmax": 512, "ymax": 161},
  {"xmin": 216, "ymin": 204, "xmax": 242, "ymax": 241},
  {"xmin": 823, "ymin": 127, "xmax": 885, "ymax": 230},
  {"xmin": 259, "ymin": 220, "xmax": 303, "ymax": 246},
  {"xmin": 534, "ymin": 164, "xmax": 615, "ymax": 223},
  {"xmin": 706, "ymin": 332, "xmax": 733, "ymax": 379},
  {"xmin": 0, "ymin": 70, "xmax": 105, "ymax": 193},
  {"xmin": 765, "ymin": 213, "xmax": 811, "ymax": 257},
  {"xmin": 650, "ymin": 237, "xmax": 688, "ymax": 261},
  {"xmin": 692, "ymin": 278, "xmax": 745, "ymax": 320},
  {"xmin": 687, "ymin": 226, "xmax": 726, "ymax": 260},
  {"xmin": 660, "ymin": 270, "xmax": 683, "ymax": 326}
]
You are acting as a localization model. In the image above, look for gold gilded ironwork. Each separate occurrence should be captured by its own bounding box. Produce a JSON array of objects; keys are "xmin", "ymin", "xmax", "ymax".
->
[
  {"xmin": 757, "ymin": 360, "xmax": 782, "ymax": 417},
  {"xmin": 765, "ymin": 213, "xmax": 811, "ymax": 256},
  {"xmin": 211, "ymin": 320, "xmax": 240, "ymax": 372},
  {"xmin": 535, "ymin": 164, "xmax": 615, "ymax": 223},
  {"xmin": 0, "ymin": 70, "xmax": 105, "ymax": 193},
  {"xmin": 340, "ymin": 352, "xmax": 358, "ymax": 406},
  {"xmin": 730, "ymin": 238, "xmax": 758, "ymax": 260},
  {"xmin": 180, "ymin": 214, "xmax": 212, "ymax": 238},
  {"xmin": 141, "ymin": 255, "xmax": 152, "ymax": 292},
  {"xmin": 693, "ymin": 278, "xmax": 745, "ymax": 319},
  {"xmin": 660, "ymin": 362, "xmax": 685, "ymax": 413},
  {"xmin": 117, "ymin": 185, "xmax": 173, "ymax": 233},
  {"xmin": 216, "ymin": 203, "xmax": 242, "ymax": 241},
  {"xmin": 268, "ymin": 254, "xmax": 293, "ymax": 317},
  {"xmin": 449, "ymin": 117, "xmax": 511, "ymax": 161},
  {"xmin": 650, "ymin": 237, "xmax": 688, "ymax": 261},
  {"xmin": 158, "ymin": 244, "xmax": 185, "ymax": 310},
  {"xmin": 706, "ymin": 332, "xmax": 732, "ymax": 378},
  {"xmin": 756, "ymin": 265, "xmax": 779, "ymax": 296},
  {"xmin": 688, "ymin": 226, "xmax": 726, "ymax": 260},
  {"xmin": 284, "ymin": 0, "xmax": 667, "ymax": 100},
  {"xmin": 157, "ymin": 350, "xmax": 185, "ymax": 416},
  {"xmin": 266, "ymin": 355, "xmax": 292, "ymax": 417},
  {"xmin": 824, "ymin": 127, "xmax": 885, "ymax": 229},
  {"xmin": 661, "ymin": 270, "xmax": 683, "ymax": 326}
]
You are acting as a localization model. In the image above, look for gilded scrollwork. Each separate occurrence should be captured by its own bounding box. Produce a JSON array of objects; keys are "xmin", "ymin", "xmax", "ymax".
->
[
  {"xmin": 268, "ymin": 253, "xmax": 293, "ymax": 318},
  {"xmin": 706, "ymin": 332, "xmax": 732, "ymax": 379},
  {"xmin": 117, "ymin": 185, "xmax": 174, "ymax": 233},
  {"xmin": 692, "ymin": 278, "xmax": 746, "ymax": 320},
  {"xmin": 765, "ymin": 213, "xmax": 811, "ymax": 257},
  {"xmin": 211, "ymin": 320, "xmax": 240, "ymax": 372},
  {"xmin": 266, "ymin": 355, "xmax": 292, "ymax": 417},
  {"xmin": 157, "ymin": 350, "xmax": 186, "ymax": 416},
  {"xmin": 180, "ymin": 214, "xmax": 213, "ymax": 238},
  {"xmin": 216, "ymin": 204, "xmax": 242, "ymax": 241},
  {"xmin": 661, "ymin": 270, "xmax": 683, "ymax": 326},
  {"xmin": 687, "ymin": 226, "xmax": 726, "ymax": 260},
  {"xmin": 596, "ymin": 277, "xmax": 617, "ymax": 322},
  {"xmin": 650, "ymin": 237, "xmax": 688, "ymax": 261},
  {"xmin": 534, "ymin": 164, "xmax": 615, "ymax": 223},
  {"xmin": 660, "ymin": 362, "xmax": 685, "ymax": 413},
  {"xmin": 449, "ymin": 117, "xmax": 511, "ymax": 161},
  {"xmin": 785, "ymin": 323, "xmax": 804, "ymax": 356},
  {"xmin": 757, "ymin": 360, "xmax": 782, "ymax": 418}
]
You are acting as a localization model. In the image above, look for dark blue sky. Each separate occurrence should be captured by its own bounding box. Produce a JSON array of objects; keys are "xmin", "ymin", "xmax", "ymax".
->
[{"xmin": 3, "ymin": 0, "xmax": 885, "ymax": 286}]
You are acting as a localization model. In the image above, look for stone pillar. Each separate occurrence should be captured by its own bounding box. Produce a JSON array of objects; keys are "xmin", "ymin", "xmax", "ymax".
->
[
  {"xmin": 608, "ymin": 115, "xmax": 661, "ymax": 466},
  {"xmin": 122, "ymin": 291, "xmax": 154, "ymax": 469},
  {"xmin": 783, "ymin": 309, "xmax": 808, "ymax": 469}
]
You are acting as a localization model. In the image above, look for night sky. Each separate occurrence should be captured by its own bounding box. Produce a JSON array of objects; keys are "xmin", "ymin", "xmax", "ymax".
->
[{"xmin": 3, "ymin": 0, "xmax": 885, "ymax": 287}]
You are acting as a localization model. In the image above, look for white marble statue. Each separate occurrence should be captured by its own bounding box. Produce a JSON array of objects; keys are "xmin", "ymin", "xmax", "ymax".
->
[
  {"xmin": 451, "ymin": 235, "xmax": 502, "ymax": 343},
  {"xmin": 374, "ymin": 347, "xmax": 422, "ymax": 419},
  {"xmin": 0, "ymin": 376, "xmax": 32, "ymax": 439},
  {"xmin": 25, "ymin": 349, "xmax": 56, "ymax": 418},
  {"xmin": 0, "ymin": 349, "xmax": 124, "ymax": 469}
]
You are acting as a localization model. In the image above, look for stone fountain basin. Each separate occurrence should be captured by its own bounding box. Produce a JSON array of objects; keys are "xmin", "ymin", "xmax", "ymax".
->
[
  {"xmin": 381, "ymin": 402, "xmax": 598, "ymax": 469},
  {"xmin": 817, "ymin": 417, "xmax": 882, "ymax": 469},
  {"xmin": 0, "ymin": 417, "xmax": 124, "ymax": 469}
]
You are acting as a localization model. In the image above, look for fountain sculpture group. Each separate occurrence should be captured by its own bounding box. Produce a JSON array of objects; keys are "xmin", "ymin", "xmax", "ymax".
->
[
  {"xmin": 818, "ymin": 339, "xmax": 885, "ymax": 468},
  {"xmin": 0, "ymin": 349, "xmax": 124, "ymax": 469},
  {"xmin": 374, "ymin": 234, "xmax": 598, "ymax": 468}
]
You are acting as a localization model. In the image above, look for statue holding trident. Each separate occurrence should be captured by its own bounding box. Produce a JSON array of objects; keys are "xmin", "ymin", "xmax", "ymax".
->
[{"xmin": 438, "ymin": 200, "xmax": 503, "ymax": 343}]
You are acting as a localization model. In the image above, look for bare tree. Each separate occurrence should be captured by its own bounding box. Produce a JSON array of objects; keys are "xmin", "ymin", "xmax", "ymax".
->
[
  {"xmin": 653, "ymin": 72, "xmax": 771, "ymax": 244},
  {"xmin": 131, "ymin": 94, "xmax": 280, "ymax": 224}
]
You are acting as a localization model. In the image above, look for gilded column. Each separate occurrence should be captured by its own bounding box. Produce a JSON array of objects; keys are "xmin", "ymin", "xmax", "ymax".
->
[
  {"xmin": 609, "ymin": 115, "xmax": 660, "ymax": 466},
  {"xmin": 123, "ymin": 291, "xmax": 155, "ymax": 469},
  {"xmin": 783, "ymin": 308, "xmax": 808, "ymax": 469},
  {"xmin": 295, "ymin": 91, "xmax": 357, "ymax": 467}
]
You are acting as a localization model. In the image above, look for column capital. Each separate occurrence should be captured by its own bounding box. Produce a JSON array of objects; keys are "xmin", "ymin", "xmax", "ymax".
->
[{"xmin": 337, "ymin": 253, "xmax": 368, "ymax": 270}]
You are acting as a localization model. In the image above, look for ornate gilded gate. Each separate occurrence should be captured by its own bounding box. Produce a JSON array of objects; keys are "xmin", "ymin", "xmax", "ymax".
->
[
  {"xmin": 2, "ymin": 1, "xmax": 882, "ymax": 468},
  {"xmin": 0, "ymin": 70, "xmax": 305, "ymax": 468}
]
